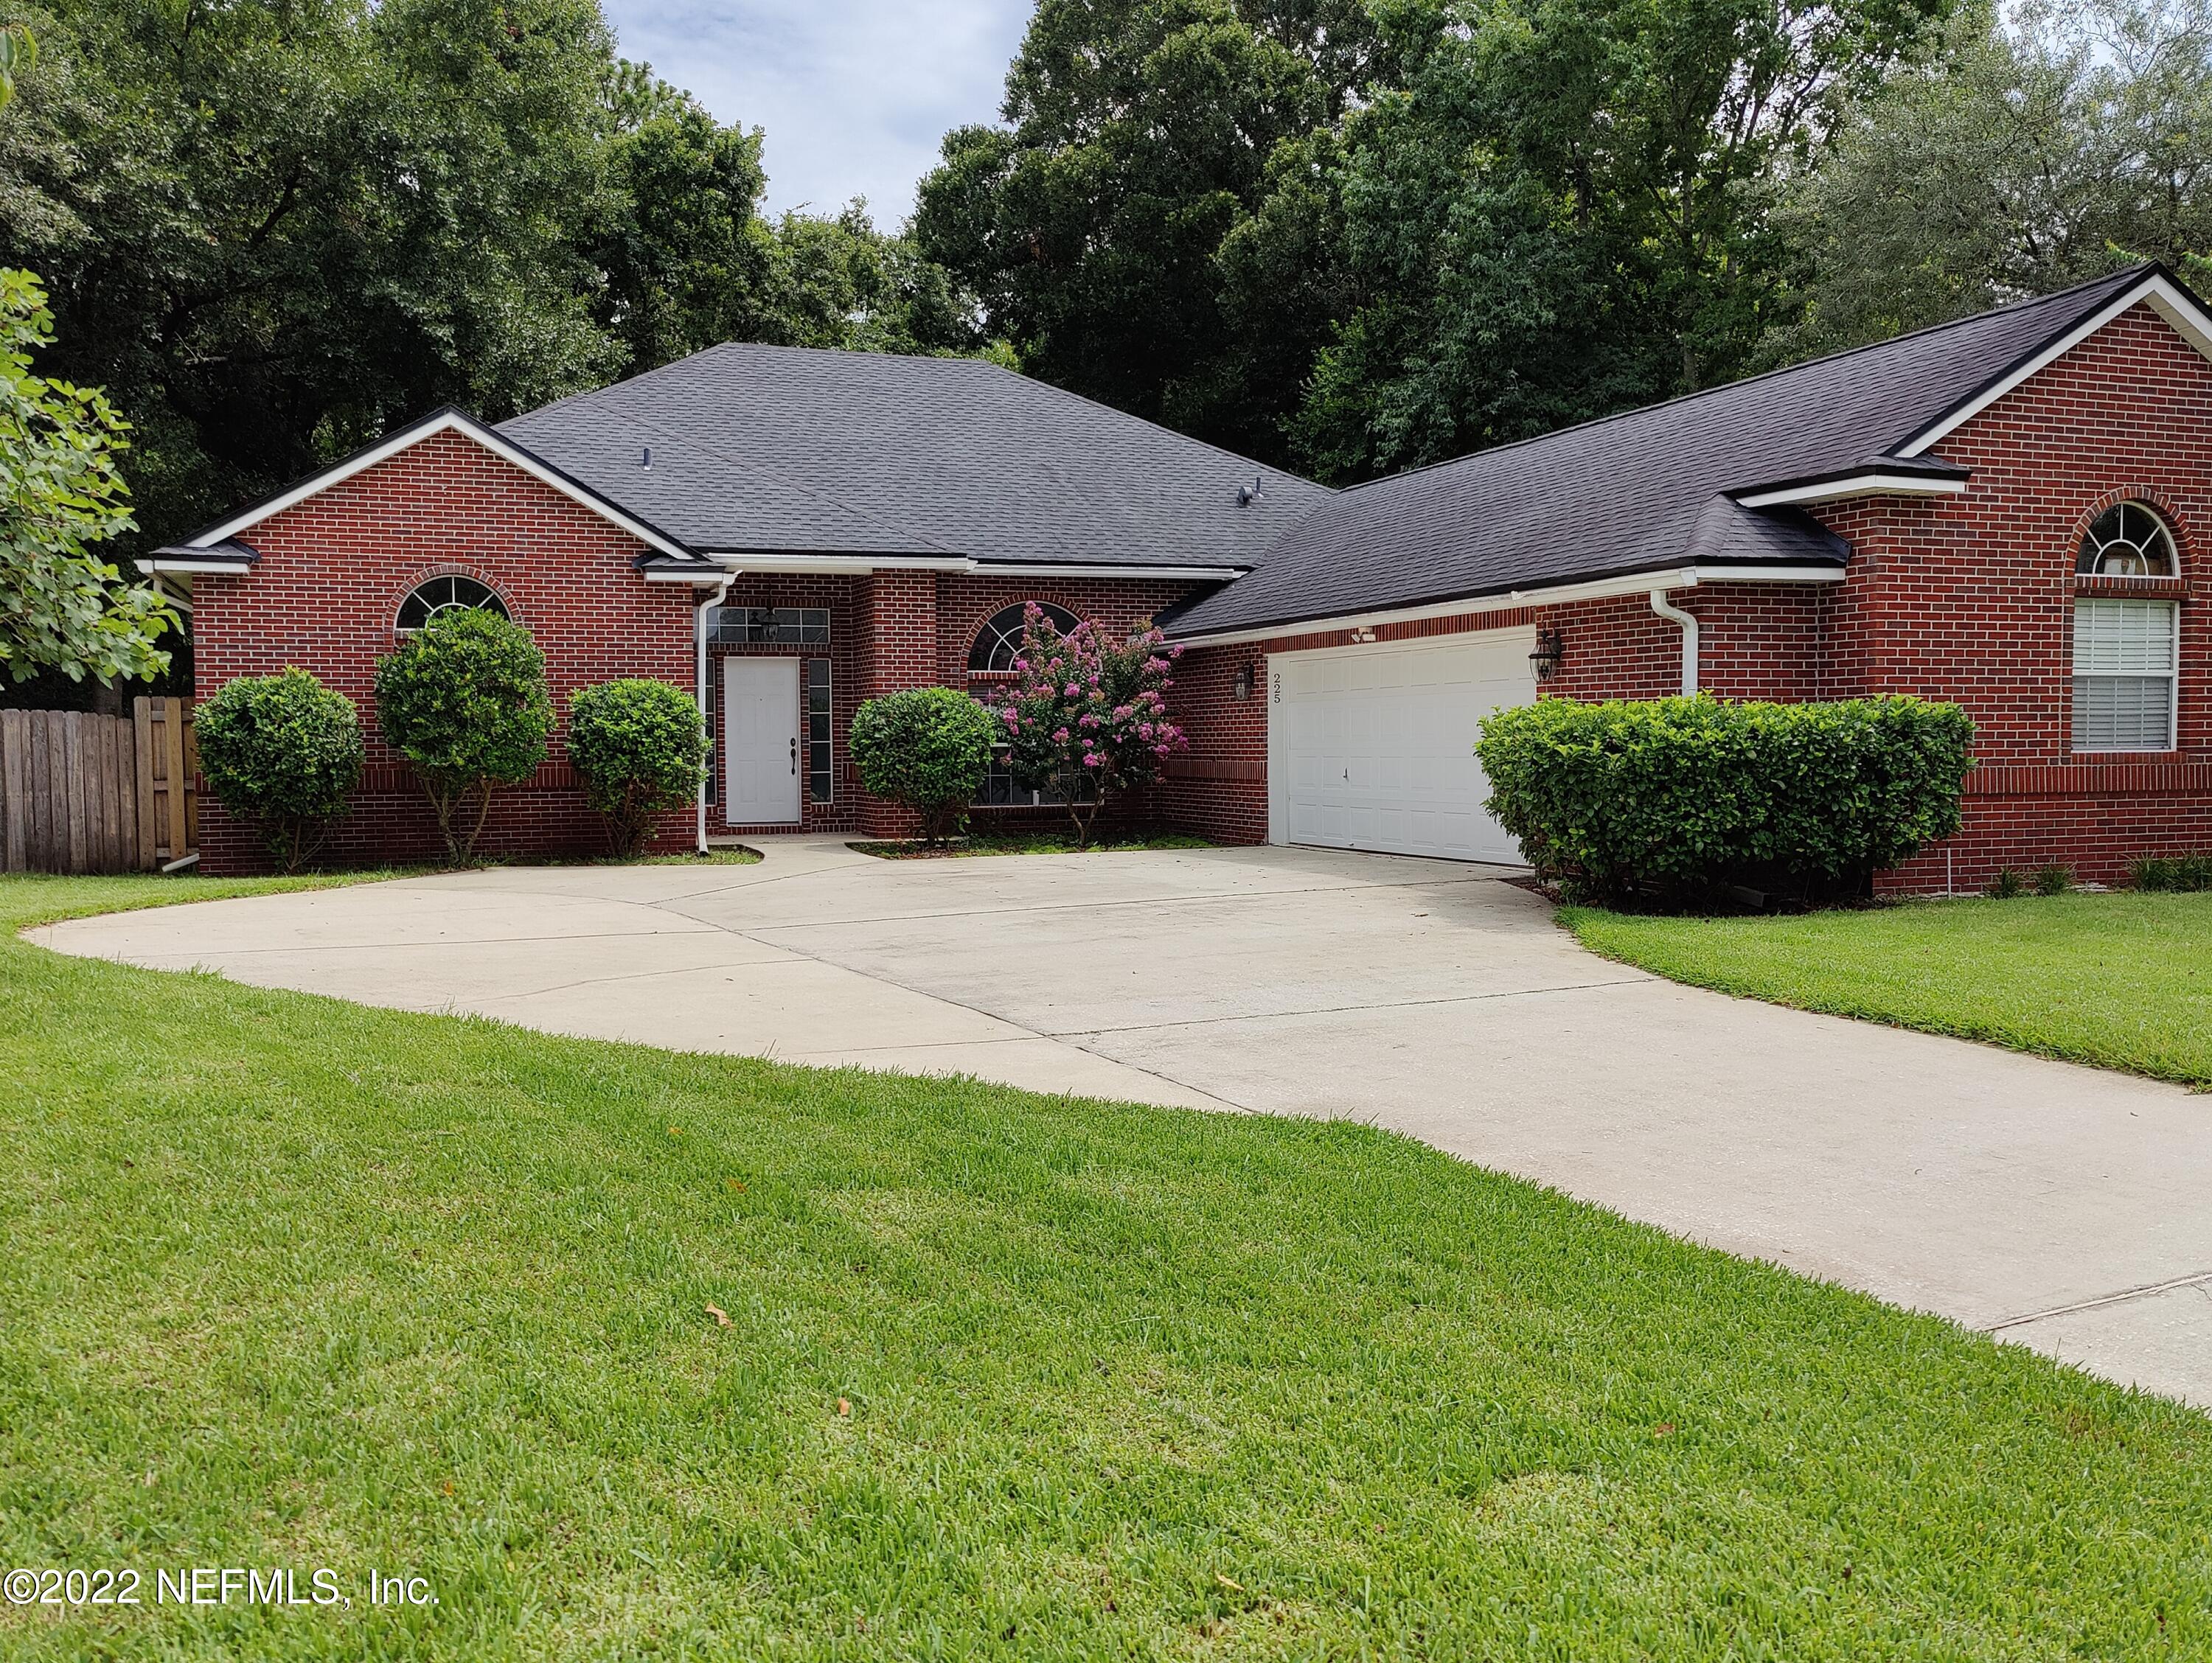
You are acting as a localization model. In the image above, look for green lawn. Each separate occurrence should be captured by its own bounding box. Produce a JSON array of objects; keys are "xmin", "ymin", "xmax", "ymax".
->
[
  {"xmin": 1568, "ymin": 890, "xmax": 2212, "ymax": 1087},
  {"xmin": 2, "ymin": 875, "xmax": 2208, "ymax": 1660}
]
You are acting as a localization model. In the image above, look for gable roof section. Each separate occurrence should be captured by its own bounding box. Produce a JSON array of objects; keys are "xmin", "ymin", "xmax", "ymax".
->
[
  {"xmin": 180, "ymin": 407, "xmax": 706, "ymax": 565},
  {"xmin": 498, "ymin": 344, "xmax": 1332, "ymax": 568},
  {"xmin": 1164, "ymin": 265, "xmax": 2209, "ymax": 640}
]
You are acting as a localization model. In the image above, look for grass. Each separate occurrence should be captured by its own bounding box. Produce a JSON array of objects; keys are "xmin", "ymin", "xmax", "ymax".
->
[
  {"xmin": 851, "ymin": 829, "xmax": 1214, "ymax": 859},
  {"xmin": 1567, "ymin": 890, "xmax": 2212, "ymax": 1087},
  {"xmin": 1, "ymin": 874, "xmax": 2208, "ymax": 1660}
]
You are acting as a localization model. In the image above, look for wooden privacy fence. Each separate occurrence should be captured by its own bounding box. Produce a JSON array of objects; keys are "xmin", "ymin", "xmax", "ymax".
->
[{"xmin": 0, "ymin": 697, "xmax": 197, "ymax": 875}]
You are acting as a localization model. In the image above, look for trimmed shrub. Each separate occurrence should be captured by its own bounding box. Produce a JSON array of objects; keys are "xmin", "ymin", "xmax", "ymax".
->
[
  {"xmin": 568, "ymin": 678, "xmax": 709, "ymax": 856},
  {"xmin": 1475, "ymin": 693, "xmax": 1975, "ymax": 905},
  {"xmin": 194, "ymin": 667, "xmax": 363, "ymax": 873},
  {"xmin": 373, "ymin": 608, "xmax": 553, "ymax": 865},
  {"xmin": 849, "ymin": 687, "xmax": 996, "ymax": 847}
]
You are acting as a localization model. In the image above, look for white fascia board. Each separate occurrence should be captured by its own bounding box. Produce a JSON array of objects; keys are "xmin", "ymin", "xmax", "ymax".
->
[
  {"xmin": 695, "ymin": 552, "xmax": 976, "ymax": 574},
  {"xmin": 189, "ymin": 411, "xmax": 700, "ymax": 563},
  {"xmin": 136, "ymin": 555, "xmax": 256, "ymax": 573},
  {"xmin": 641, "ymin": 567, "xmax": 740, "ymax": 585},
  {"xmin": 1165, "ymin": 562, "xmax": 1846, "ymax": 648},
  {"xmin": 973, "ymin": 562, "xmax": 1248, "ymax": 581},
  {"xmin": 1898, "ymin": 273, "xmax": 2212, "ymax": 456},
  {"xmin": 1166, "ymin": 568, "xmax": 1698, "ymax": 647},
  {"xmin": 1735, "ymin": 473, "xmax": 1969, "ymax": 509}
]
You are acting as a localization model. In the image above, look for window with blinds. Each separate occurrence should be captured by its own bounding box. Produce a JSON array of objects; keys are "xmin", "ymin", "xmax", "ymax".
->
[{"xmin": 2073, "ymin": 599, "xmax": 2177, "ymax": 752}]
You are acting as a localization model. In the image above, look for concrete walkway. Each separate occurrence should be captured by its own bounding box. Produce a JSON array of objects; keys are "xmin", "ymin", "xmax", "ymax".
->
[{"xmin": 35, "ymin": 837, "xmax": 2212, "ymax": 1406}]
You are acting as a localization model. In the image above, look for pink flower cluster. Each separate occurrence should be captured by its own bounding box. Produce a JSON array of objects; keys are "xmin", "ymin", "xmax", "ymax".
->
[{"xmin": 990, "ymin": 604, "xmax": 1189, "ymax": 838}]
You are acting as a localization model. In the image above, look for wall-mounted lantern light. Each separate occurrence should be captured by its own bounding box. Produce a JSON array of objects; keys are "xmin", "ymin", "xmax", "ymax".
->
[
  {"xmin": 1528, "ymin": 627, "xmax": 1565, "ymax": 683},
  {"xmin": 1232, "ymin": 661, "xmax": 1254, "ymax": 700}
]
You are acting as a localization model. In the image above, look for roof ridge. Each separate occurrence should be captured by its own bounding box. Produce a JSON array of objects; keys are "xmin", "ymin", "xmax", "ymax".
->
[{"xmin": 1326, "ymin": 262, "xmax": 2156, "ymax": 502}]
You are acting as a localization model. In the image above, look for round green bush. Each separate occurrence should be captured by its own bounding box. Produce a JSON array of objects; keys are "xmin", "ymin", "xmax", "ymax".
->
[
  {"xmin": 849, "ymin": 686, "xmax": 996, "ymax": 846},
  {"xmin": 1475, "ymin": 693, "xmax": 1975, "ymax": 905},
  {"xmin": 194, "ymin": 667, "xmax": 364, "ymax": 872},
  {"xmin": 373, "ymin": 607, "xmax": 553, "ymax": 864},
  {"xmin": 567, "ymin": 678, "xmax": 709, "ymax": 856}
]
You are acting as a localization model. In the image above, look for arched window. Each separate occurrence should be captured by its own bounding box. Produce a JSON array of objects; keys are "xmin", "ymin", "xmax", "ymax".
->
[
  {"xmin": 2077, "ymin": 503, "xmax": 2180, "ymax": 576},
  {"xmin": 397, "ymin": 574, "xmax": 509, "ymax": 631},
  {"xmin": 968, "ymin": 602, "xmax": 1079, "ymax": 673}
]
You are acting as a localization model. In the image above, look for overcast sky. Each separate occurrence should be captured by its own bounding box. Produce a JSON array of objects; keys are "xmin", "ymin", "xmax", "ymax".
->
[{"xmin": 600, "ymin": 0, "xmax": 1034, "ymax": 227}]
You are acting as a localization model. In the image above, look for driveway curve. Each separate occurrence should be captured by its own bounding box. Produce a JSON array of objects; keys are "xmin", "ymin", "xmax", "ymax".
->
[{"xmin": 35, "ymin": 837, "xmax": 2212, "ymax": 1406}]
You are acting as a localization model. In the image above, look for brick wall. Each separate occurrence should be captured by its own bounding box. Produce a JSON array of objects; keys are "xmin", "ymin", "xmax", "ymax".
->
[
  {"xmin": 1813, "ymin": 301, "xmax": 2212, "ymax": 887},
  {"xmin": 193, "ymin": 429, "xmax": 700, "ymax": 874}
]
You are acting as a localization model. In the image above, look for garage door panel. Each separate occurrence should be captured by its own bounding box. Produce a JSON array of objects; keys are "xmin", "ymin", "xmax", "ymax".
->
[{"xmin": 1274, "ymin": 632, "xmax": 1532, "ymax": 863}]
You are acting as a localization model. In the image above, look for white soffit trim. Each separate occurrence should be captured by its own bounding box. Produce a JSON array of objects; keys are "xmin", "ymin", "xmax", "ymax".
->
[
  {"xmin": 1165, "ymin": 563, "xmax": 1844, "ymax": 648},
  {"xmin": 974, "ymin": 562, "xmax": 1248, "ymax": 581},
  {"xmin": 1735, "ymin": 473, "xmax": 1969, "ymax": 509},
  {"xmin": 1898, "ymin": 273, "xmax": 2212, "ymax": 457},
  {"xmin": 189, "ymin": 411, "xmax": 702, "ymax": 563},
  {"xmin": 695, "ymin": 552, "xmax": 975, "ymax": 574},
  {"xmin": 136, "ymin": 555, "xmax": 256, "ymax": 573}
]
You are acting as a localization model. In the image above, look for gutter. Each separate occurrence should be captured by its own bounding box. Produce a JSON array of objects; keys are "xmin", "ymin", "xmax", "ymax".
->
[
  {"xmin": 1648, "ymin": 589, "xmax": 1700, "ymax": 695},
  {"xmin": 695, "ymin": 573, "xmax": 734, "ymax": 853},
  {"xmin": 1164, "ymin": 562, "xmax": 1845, "ymax": 649}
]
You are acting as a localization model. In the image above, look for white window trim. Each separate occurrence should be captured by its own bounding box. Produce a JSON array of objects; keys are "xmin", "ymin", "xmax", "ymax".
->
[{"xmin": 2071, "ymin": 596, "xmax": 2181, "ymax": 754}]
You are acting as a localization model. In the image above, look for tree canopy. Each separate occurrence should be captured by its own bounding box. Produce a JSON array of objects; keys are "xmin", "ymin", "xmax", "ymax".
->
[
  {"xmin": 0, "ymin": 0, "xmax": 984, "ymax": 553},
  {"xmin": 921, "ymin": 0, "xmax": 2211, "ymax": 484}
]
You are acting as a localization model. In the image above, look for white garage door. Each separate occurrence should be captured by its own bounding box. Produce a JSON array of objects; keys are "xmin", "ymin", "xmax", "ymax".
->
[{"xmin": 1270, "ymin": 630, "xmax": 1534, "ymax": 863}]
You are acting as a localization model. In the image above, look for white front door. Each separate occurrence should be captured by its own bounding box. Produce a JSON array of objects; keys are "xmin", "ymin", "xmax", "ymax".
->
[
  {"xmin": 723, "ymin": 658, "xmax": 801, "ymax": 826},
  {"xmin": 1269, "ymin": 630, "xmax": 1535, "ymax": 863}
]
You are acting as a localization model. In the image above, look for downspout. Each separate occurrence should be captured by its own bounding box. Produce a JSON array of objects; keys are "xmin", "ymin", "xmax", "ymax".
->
[
  {"xmin": 1649, "ymin": 589, "xmax": 1700, "ymax": 696},
  {"xmin": 696, "ymin": 573, "xmax": 735, "ymax": 853}
]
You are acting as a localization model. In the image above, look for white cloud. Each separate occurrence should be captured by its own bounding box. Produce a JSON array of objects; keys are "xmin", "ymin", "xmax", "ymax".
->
[{"xmin": 600, "ymin": 0, "xmax": 1033, "ymax": 226}]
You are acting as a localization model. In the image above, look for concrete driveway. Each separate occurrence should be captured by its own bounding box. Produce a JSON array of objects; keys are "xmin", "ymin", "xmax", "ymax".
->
[{"xmin": 35, "ymin": 837, "xmax": 2212, "ymax": 1405}]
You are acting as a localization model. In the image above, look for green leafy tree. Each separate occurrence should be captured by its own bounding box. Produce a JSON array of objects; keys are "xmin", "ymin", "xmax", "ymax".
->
[
  {"xmin": 913, "ymin": 0, "xmax": 1386, "ymax": 462},
  {"xmin": 1273, "ymin": 0, "xmax": 1954, "ymax": 482},
  {"xmin": 373, "ymin": 608, "xmax": 554, "ymax": 865},
  {"xmin": 0, "ymin": 1, "xmax": 980, "ymax": 557},
  {"xmin": 0, "ymin": 21, "xmax": 29, "ymax": 105},
  {"xmin": 195, "ymin": 668, "xmax": 364, "ymax": 873},
  {"xmin": 0, "ymin": 268, "xmax": 173, "ymax": 686},
  {"xmin": 1768, "ymin": 0, "xmax": 2212, "ymax": 358},
  {"xmin": 849, "ymin": 688, "xmax": 997, "ymax": 848},
  {"xmin": 566, "ymin": 677, "xmax": 708, "ymax": 856}
]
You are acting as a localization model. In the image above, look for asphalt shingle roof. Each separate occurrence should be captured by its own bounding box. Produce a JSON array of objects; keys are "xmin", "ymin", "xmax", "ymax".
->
[
  {"xmin": 499, "ymin": 345, "xmax": 1331, "ymax": 567},
  {"xmin": 1162, "ymin": 265, "xmax": 2157, "ymax": 638}
]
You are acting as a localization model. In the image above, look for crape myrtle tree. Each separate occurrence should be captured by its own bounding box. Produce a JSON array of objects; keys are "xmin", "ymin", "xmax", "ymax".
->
[
  {"xmin": 372, "ymin": 607, "xmax": 554, "ymax": 865},
  {"xmin": 992, "ymin": 604, "xmax": 1188, "ymax": 848}
]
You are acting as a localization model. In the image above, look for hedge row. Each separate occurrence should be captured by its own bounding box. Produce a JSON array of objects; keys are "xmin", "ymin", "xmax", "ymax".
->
[{"xmin": 1475, "ymin": 694, "xmax": 1975, "ymax": 904}]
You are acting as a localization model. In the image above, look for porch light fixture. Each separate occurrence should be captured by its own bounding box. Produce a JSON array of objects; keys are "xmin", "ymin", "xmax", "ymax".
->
[
  {"xmin": 1528, "ymin": 627, "xmax": 1565, "ymax": 683},
  {"xmin": 1232, "ymin": 661, "xmax": 1253, "ymax": 700}
]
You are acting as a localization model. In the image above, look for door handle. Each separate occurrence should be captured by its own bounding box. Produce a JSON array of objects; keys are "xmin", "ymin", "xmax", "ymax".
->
[{"xmin": 790, "ymin": 736, "xmax": 799, "ymax": 775}]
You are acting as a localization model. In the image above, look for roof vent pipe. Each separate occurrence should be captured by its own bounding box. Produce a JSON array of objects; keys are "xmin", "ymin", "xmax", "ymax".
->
[
  {"xmin": 641, "ymin": 445, "xmax": 653, "ymax": 470},
  {"xmin": 1237, "ymin": 475, "xmax": 1264, "ymax": 507},
  {"xmin": 1649, "ymin": 589, "xmax": 1699, "ymax": 696}
]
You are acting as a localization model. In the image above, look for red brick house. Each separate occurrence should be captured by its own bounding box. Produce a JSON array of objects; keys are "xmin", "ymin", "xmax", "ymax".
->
[{"xmin": 146, "ymin": 264, "xmax": 2212, "ymax": 888}]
